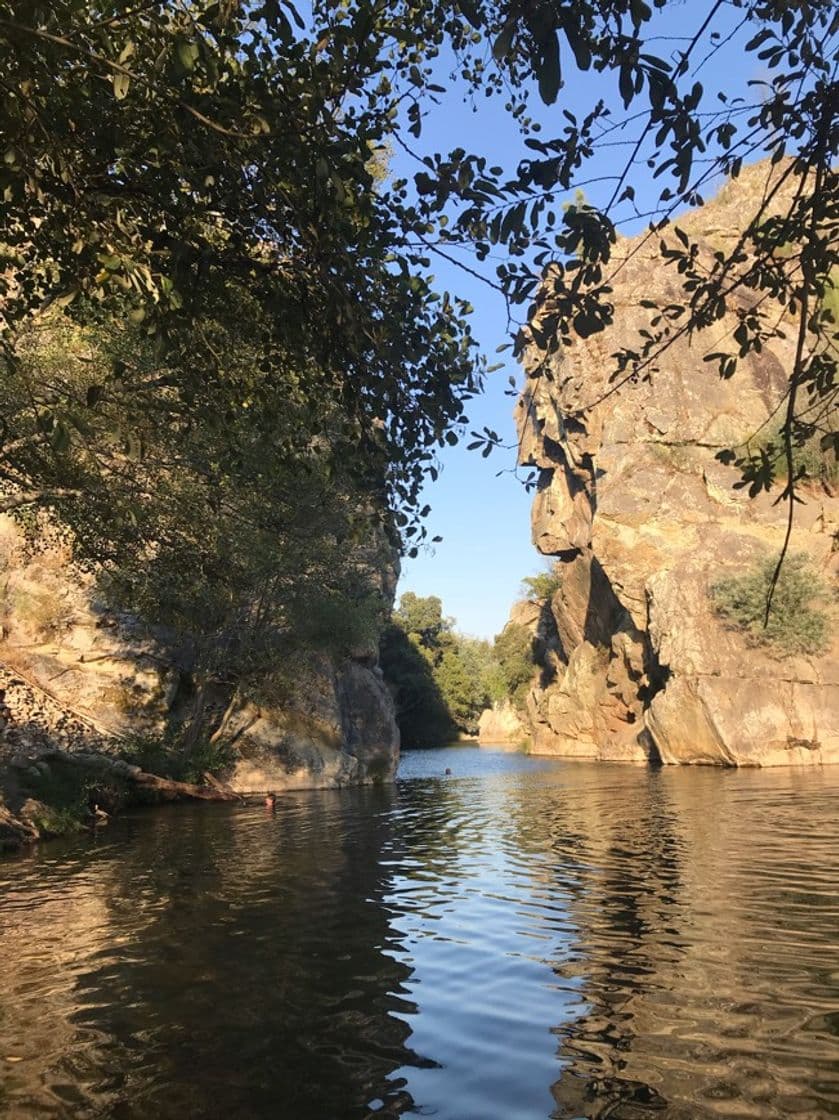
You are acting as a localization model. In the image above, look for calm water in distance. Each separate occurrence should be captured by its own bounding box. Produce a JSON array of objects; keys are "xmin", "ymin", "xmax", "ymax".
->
[{"xmin": 1, "ymin": 746, "xmax": 838, "ymax": 1119}]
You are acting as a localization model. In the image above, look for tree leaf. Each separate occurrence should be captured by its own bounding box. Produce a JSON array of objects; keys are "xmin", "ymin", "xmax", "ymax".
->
[
  {"xmin": 537, "ymin": 33, "xmax": 561, "ymax": 105},
  {"xmin": 492, "ymin": 20, "xmax": 515, "ymax": 63}
]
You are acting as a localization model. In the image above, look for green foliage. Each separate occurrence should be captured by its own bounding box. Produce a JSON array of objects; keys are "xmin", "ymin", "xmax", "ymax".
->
[
  {"xmin": 285, "ymin": 590, "xmax": 384, "ymax": 662},
  {"xmin": 1, "ymin": 1, "xmax": 834, "ymax": 536},
  {"xmin": 25, "ymin": 762, "xmax": 119, "ymax": 834},
  {"xmin": 382, "ymin": 592, "xmax": 539, "ymax": 739},
  {"xmin": 29, "ymin": 804, "xmax": 86, "ymax": 839},
  {"xmin": 493, "ymin": 623, "xmax": 537, "ymax": 709},
  {"xmin": 382, "ymin": 592, "xmax": 504, "ymax": 742},
  {"xmin": 521, "ymin": 567, "xmax": 562, "ymax": 602},
  {"xmin": 379, "ymin": 620, "xmax": 457, "ymax": 748},
  {"xmin": 435, "ymin": 641, "xmax": 495, "ymax": 734},
  {"xmin": 710, "ymin": 554, "xmax": 832, "ymax": 658},
  {"xmin": 394, "ymin": 593, "xmax": 449, "ymax": 646},
  {"xmin": 0, "ymin": 2, "xmax": 482, "ymax": 557},
  {"xmin": 118, "ymin": 729, "xmax": 236, "ymax": 785}
]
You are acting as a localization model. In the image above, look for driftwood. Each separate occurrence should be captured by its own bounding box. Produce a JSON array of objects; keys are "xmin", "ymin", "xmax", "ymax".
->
[
  {"xmin": 202, "ymin": 770, "xmax": 244, "ymax": 800},
  {"xmin": 131, "ymin": 770, "xmax": 239, "ymax": 801},
  {"xmin": 35, "ymin": 747, "xmax": 239, "ymax": 802}
]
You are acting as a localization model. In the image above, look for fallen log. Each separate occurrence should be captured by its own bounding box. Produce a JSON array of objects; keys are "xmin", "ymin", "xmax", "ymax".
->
[
  {"xmin": 202, "ymin": 770, "xmax": 244, "ymax": 800},
  {"xmin": 131, "ymin": 770, "xmax": 239, "ymax": 801},
  {"xmin": 35, "ymin": 747, "xmax": 239, "ymax": 802}
]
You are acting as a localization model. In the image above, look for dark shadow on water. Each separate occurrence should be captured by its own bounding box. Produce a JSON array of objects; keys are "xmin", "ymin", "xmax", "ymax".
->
[{"xmin": 0, "ymin": 786, "xmax": 431, "ymax": 1120}]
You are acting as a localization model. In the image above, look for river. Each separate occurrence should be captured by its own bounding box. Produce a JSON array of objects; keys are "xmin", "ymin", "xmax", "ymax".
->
[{"xmin": 1, "ymin": 746, "xmax": 837, "ymax": 1119}]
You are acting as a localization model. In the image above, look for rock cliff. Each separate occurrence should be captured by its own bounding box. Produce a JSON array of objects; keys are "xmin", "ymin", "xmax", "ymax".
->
[
  {"xmin": 477, "ymin": 700, "xmax": 526, "ymax": 746},
  {"xmin": 0, "ymin": 511, "xmax": 399, "ymax": 846},
  {"xmin": 513, "ymin": 163, "xmax": 838, "ymax": 767}
]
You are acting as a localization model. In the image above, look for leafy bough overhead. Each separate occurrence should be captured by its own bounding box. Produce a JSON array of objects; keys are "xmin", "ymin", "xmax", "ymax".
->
[
  {"xmin": 405, "ymin": 2, "xmax": 837, "ymax": 543},
  {"xmin": 0, "ymin": 0, "xmax": 837, "ymax": 583},
  {"xmin": 0, "ymin": 0, "xmax": 482, "ymax": 560}
]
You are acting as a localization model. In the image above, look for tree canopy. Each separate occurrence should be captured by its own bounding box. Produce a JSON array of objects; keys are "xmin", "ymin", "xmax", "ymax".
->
[
  {"xmin": 0, "ymin": 0, "xmax": 482, "ymax": 558},
  {"xmin": 1, "ymin": 0, "xmax": 836, "ymax": 591}
]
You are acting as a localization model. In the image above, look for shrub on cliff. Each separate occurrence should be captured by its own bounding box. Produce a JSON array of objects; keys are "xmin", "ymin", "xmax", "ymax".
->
[
  {"xmin": 521, "ymin": 567, "xmax": 562, "ymax": 603},
  {"xmin": 710, "ymin": 554, "xmax": 832, "ymax": 658},
  {"xmin": 493, "ymin": 623, "xmax": 537, "ymax": 709}
]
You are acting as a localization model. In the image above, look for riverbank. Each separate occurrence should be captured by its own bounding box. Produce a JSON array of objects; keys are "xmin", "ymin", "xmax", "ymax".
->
[{"xmin": 0, "ymin": 653, "xmax": 397, "ymax": 853}]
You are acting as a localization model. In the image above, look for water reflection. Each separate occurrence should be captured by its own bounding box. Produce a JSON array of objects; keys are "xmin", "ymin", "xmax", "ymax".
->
[
  {"xmin": 0, "ymin": 788, "xmax": 427, "ymax": 1119},
  {"xmin": 1, "ymin": 751, "xmax": 838, "ymax": 1119}
]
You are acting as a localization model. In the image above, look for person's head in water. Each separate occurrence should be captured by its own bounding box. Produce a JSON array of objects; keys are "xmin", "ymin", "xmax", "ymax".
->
[{"xmin": 265, "ymin": 792, "xmax": 276, "ymax": 809}]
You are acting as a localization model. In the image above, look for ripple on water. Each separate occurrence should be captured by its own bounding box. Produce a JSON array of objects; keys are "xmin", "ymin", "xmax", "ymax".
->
[{"xmin": 0, "ymin": 751, "xmax": 838, "ymax": 1120}]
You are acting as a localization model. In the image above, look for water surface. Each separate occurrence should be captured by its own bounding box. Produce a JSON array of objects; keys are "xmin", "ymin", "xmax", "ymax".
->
[{"xmin": 1, "ymin": 747, "xmax": 838, "ymax": 1119}]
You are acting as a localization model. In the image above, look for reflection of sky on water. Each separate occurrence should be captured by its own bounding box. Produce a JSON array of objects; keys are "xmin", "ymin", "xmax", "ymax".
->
[{"xmin": 1, "ymin": 749, "xmax": 838, "ymax": 1120}]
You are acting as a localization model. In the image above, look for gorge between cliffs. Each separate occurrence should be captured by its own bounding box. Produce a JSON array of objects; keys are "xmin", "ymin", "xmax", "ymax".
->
[
  {"xmin": 2, "ymin": 163, "xmax": 838, "ymax": 851},
  {"xmin": 2, "ymin": 2, "xmax": 838, "ymax": 1116},
  {"xmin": 1, "ymin": 168, "xmax": 837, "ymax": 1120}
]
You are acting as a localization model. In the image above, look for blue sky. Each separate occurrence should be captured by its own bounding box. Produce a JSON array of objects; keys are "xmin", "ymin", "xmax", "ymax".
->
[
  {"xmin": 392, "ymin": 100, "xmax": 543, "ymax": 641},
  {"xmin": 390, "ymin": 4, "xmax": 761, "ymax": 638}
]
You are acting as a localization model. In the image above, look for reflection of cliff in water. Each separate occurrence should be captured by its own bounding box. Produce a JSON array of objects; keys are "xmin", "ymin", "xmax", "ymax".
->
[
  {"xmin": 3, "ymin": 753, "xmax": 838, "ymax": 1120},
  {"xmin": 501, "ymin": 765, "xmax": 839, "ymax": 1120},
  {"xmin": 0, "ymin": 788, "xmax": 429, "ymax": 1120}
]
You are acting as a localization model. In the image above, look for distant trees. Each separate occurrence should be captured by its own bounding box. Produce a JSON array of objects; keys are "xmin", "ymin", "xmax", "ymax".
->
[
  {"xmin": 379, "ymin": 597, "xmax": 458, "ymax": 748},
  {"xmin": 380, "ymin": 592, "xmax": 536, "ymax": 745},
  {"xmin": 492, "ymin": 624, "xmax": 536, "ymax": 710}
]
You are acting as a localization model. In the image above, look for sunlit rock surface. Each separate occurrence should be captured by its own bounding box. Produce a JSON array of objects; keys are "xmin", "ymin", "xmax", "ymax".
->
[
  {"xmin": 477, "ymin": 701, "xmax": 526, "ymax": 746},
  {"xmin": 514, "ymin": 163, "xmax": 838, "ymax": 767}
]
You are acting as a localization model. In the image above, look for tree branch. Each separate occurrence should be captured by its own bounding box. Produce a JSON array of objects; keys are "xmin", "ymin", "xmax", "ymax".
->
[{"xmin": 0, "ymin": 489, "xmax": 81, "ymax": 513}]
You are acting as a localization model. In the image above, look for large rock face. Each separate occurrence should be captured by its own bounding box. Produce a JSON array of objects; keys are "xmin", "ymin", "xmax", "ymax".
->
[
  {"xmin": 0, "ymin": 515, "xmax": 399, "ymax": 791},
  {"xmin": 515, "ymin": 164, "xmax": 838, "ymax": 767},
  {"xmin": 477, "ymin": 701, "xmax": 526, "ymax": 746},
  {"xmin": 218, "ymin": 658, "xmax": 398, "ymax": 791}
]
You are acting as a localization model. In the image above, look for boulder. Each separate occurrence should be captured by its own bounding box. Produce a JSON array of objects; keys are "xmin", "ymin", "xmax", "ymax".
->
[{"xmin": 477, "ymin": 702, "xmax": 527, "ymax": 746}]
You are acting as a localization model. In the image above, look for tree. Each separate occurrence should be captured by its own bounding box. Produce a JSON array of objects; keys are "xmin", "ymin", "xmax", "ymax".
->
[
  {"xmin": 493, "ymin": 623, "xmax": 536, "ymax": 709},
  {"xmin": 6, "ymin": 291, "xmax": 392, "ymax": 731},
  {"xmin": 522, "ymin": 565, "xmax": 561, "ymax": 602},
  {"xmin": 382, "ymin": 592, "xmax": 502, "ymax": 740},
  {"xmin": 379, "ymin": 616, "xmax": 457, "ymax": 747},
  {"xmin": 394, "ymin": 593, "xmax": 450, "ymax": 649},
  {"xmin": 2, "ymin": 0, "xmax": 835, "ymax": 604},
  {"xmin": 0, "ymin": 0, "xmax": 482, "ymax": 555}
]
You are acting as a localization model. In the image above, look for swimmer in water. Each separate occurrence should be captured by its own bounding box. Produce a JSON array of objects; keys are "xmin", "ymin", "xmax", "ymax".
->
[{"xmin": 265, "ymin": 792, "xmax": 276, "ymax": 810}]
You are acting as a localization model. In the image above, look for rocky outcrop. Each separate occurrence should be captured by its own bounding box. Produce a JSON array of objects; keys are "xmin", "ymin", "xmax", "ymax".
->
[
  {"xmin": 477, "ymin": 701, "xmax": 526, "ymax": 746},
  {"xmin": 0, "ymin": 513, "xmax": 400, "ymax": 836},
  {"xmin": 215, "ymin": 657, "xmax": 398, "ymax": 792},
  {"xmin": 514, "ymin": 163, "xmax": 838, "ymax": 767}
]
